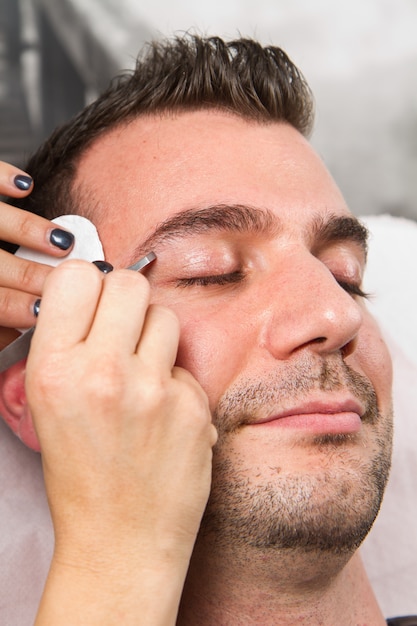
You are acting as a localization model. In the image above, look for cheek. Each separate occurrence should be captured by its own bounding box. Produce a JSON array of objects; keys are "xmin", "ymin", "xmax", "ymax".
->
[
  {"xmin": 354, "ymin": 310, "xmax": 393, "ymax": 408},
  {"xmin": 174, "ymin": 310, "xmax": 252, "ymax": 410}
]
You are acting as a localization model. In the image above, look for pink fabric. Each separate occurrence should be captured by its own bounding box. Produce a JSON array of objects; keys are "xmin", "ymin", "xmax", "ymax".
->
[{"xmin": 0, "ymin": 420, "xmax": 52, "ymax": 623}]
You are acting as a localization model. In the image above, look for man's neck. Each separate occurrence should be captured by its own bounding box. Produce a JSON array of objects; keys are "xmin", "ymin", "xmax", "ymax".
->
[{"xmin": 177, "ymin": 545, "xmax": 386, "ymax": 626}]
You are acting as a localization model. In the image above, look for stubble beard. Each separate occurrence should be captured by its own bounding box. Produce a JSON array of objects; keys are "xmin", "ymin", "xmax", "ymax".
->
[{"xmin": 199, "ymin": 356, "xmax": 393, "ymax": 557}]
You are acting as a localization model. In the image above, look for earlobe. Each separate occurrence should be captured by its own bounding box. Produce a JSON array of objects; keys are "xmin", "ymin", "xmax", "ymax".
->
[{"xmin": 0, "ymin": 360, "xmax": 40, "ymax": 452}]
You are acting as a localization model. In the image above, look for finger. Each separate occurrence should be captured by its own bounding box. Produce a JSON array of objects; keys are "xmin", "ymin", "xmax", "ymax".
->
[
  {"xmin": 0, "ymin": 202, "xmax": 74, "ymax": 256},
  {"xmin": 87, "ymin": 269, "xmax": 151, "ymax": 355},
  {"xmin": 171, "ymin": 366, "xmax": 218, "ymax": 445},
  {"xmin": 0, "ymin": 248, "xmax": 52, "ymax": 293},
  {"xmin": 0, "ymin": 161, "xmax": 33, "ymax": 196},
  {"xmin": 33, "ymin": 260, "xmax": 103, "ymax": 351},
  {"xmin": 136, "ymin": 304, "xmax": 180, "ymax": 373},
  {"xmin": 0, "ymin": 286, "xmax": 42, "ymax": 329}
]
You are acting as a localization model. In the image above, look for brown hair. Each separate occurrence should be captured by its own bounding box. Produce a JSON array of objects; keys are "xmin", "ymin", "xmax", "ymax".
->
[{"xmin": 18, "ymin": 34, "xmax": 314, "ymax": 219}]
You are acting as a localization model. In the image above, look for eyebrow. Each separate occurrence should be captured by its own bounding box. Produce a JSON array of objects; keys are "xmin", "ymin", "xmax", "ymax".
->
[
  {"xmin": 310, "ymin": 213, "xmax": 369, "ymax": 258},
  {"xmin": 127, "ymin": 204, "xmax": 368, "ymax": 263},
  {"xmin": 128, "ymin": 204, "xmax": 280, "ymax": 261}
]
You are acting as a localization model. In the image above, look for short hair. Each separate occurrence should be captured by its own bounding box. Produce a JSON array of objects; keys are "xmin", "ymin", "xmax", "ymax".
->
[{"xmin": 18, "ymin": 34, "xmax": 314, "ymax": 220}]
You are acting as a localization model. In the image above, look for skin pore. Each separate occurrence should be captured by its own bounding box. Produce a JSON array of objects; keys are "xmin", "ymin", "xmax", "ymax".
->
[{"xmin": 70, "ymin": 110, "xmax": 393, "ymax": 624}]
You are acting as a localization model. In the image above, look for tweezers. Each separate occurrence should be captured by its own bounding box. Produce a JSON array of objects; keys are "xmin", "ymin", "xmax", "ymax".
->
[{"xmin": 0, "ymin": 251, "xmax": 156, "ymax": 373}]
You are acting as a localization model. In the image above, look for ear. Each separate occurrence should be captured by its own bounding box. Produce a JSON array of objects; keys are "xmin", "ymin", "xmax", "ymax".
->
[{"xmin": 0, "ymin": 360, "xmax": 40, "ymax": 452}]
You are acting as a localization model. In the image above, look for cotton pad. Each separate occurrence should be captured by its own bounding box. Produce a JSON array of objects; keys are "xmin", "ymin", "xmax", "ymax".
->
[{"xmin": 15, "ymin": 215, "xmax": 104, "ymax": 265}]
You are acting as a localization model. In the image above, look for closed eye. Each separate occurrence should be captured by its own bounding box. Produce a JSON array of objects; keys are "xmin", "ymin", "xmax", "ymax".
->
[
  {"xmin": 337, "ymin": 280, "xmax": 369, "ymax": 299},
  {"xmin": 176, "ymin": 270, "xmax": 245, "ymax": 287}
]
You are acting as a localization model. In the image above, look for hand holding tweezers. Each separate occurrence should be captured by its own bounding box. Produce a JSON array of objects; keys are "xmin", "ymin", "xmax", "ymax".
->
[{"xmin": 0, "ymin": 252, "xmax": 156, "ymax": 373}]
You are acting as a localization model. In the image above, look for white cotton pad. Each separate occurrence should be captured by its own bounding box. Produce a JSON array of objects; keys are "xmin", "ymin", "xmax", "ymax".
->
[{"xmin": 15, "ymin": 214, "xmax": 105, "ymax": 265}]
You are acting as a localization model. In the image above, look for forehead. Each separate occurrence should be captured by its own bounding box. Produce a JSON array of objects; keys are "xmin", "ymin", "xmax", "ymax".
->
[{"xmin": 74, "ymin": 111, "xmax": 351, "ymax": 264}]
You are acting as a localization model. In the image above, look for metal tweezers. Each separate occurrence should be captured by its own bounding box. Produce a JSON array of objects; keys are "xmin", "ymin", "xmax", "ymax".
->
[{"xmin": 0, "ymin": 252, "xmax": 156, "ymax": 373}]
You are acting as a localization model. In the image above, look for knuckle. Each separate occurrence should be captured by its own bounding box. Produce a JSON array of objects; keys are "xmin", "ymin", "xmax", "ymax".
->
[
  {"xmin": 136, "ymin": 375, "xmax": 168, "ymax": 411},
  {"xmin": 28, "ymin": 355, "xmax": 67, "ymax": 401},
  {"xmin": 17, "ymin": 257, "xmax": 48, "ymax": 292},
  {"xmin": 83, "ymin": 359, "xmax": 127, "ymax": 405},
  {"xmin": 0, "ymin": 288, "xmax": 15, "ymax": 320},
  {"xmin": 18, "ymin": 212, "xmax": 39, "ymax": 240},
  {"xmin": 0, "ymin": 287, "xmax": 35, "ymax": 328},
  {"xmin": 28, "ymin": 352, "xmax": 131, "ymax": 418}
]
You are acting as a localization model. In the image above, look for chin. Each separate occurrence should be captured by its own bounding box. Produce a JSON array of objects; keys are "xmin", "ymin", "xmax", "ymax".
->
[{"xmin": 201, "ymin": 430, "xmax": 391, "ymax": 556}]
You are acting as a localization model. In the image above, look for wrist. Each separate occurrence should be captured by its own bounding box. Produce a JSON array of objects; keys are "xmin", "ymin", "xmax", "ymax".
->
[{"xmin": 36, "ymin": 549, "xmax": 189, "ymax": 626}]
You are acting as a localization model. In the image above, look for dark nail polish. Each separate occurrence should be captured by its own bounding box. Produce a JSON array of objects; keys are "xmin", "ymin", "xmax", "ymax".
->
[
  {"xmin": 92, "ymin": 260, "xmax": 114, "ymax": 274},
  {"xmin": 33, "ymin": 299, "xmax": 41, "ymax": 317},
  {"xmin": 14, "ymin": 174, "xmax": 33, "ymax": 191},
  {"xmin": 50, "ymin": 228, "xmax": 74, "ymax": 250}
]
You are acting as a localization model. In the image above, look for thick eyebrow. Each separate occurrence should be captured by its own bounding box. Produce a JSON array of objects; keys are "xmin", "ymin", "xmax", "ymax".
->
[
  {"xmin": 310, "ymin": 214, "xmax": 369, "ymax": 259},
  {"xmin": 127, "ymin": 204, "xmax": 368, "ymax": 264},
  {"xmin": 128, "ymin": 204, "xmax": 281, "ymax": 261}
]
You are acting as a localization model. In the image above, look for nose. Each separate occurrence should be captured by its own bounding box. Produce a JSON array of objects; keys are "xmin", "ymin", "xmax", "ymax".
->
[{"xmin": 260, "ymin": 252, "xmax": 363, "ymax": 360}]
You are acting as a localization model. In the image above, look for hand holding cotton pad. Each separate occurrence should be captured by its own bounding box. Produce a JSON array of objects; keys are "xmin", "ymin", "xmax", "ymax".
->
[
  {"xmin": 0, "ymin": 216, "xmax": 156, "ymax": 374},
  {"xmin": 15, "ymin": 214, "xmax": 105, "ymax": 265},
  {"xmin": 0, "ymin": 215, "xmax": 105, "ymax": 372}
]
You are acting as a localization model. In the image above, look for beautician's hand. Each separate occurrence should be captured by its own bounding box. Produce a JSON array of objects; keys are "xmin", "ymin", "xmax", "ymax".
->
[
  {"xmin": 0, "ymin": 162, "xmax": 74, "ymax": 348},
  {"xmin": 26, "ymin": 261, "xmax": 217, "ymax": 625}
]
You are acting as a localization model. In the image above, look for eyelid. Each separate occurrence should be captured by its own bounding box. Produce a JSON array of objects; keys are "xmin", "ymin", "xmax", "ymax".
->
[{"xmin": 320, "ymin": 251, "xmax": 366, "ymax": 298}]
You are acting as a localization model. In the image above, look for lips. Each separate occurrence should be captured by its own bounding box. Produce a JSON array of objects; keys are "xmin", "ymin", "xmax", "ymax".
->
[{"xmin": 246, "ymin": 397, "xmax": 365, "ymax": 435}]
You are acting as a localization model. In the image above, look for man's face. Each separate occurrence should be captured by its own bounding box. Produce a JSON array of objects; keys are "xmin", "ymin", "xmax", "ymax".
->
[{"xmin": 75, "ymin": 111, "xmax": 393, "ymax": 554}]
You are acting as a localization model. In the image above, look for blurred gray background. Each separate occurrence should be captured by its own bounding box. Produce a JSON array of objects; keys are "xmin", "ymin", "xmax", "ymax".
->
[{"xmin": 0, "ymin": 0, "xmax": 416, "ymax": 219}]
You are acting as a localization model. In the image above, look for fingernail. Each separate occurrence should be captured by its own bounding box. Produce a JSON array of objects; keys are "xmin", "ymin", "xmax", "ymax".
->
[
  {"xmin": 49, "ymin": 228, "xmax": 74, "ymax": 250},
  {"xmin": 14, "ymin": 174, "xmax": 33, "ymax": 191},
  {"xmin": 33, "ymin": 299, "xmax": 41, "ymax": 317},
  {"xmin": 92, "ymin": 260, "xmax": 114, "ymax": 274}
]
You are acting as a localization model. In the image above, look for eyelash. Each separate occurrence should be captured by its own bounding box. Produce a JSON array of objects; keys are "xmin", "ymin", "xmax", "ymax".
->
[
  {"xmin": 176, "ymin": 270, "xmax": 245, "ymax": 287},
  {"xmin": 175, "ymin": 271, "xmax": 368, "ymax": 299},
  {"xmin": 337, "ymin": 280, "xmax": 368, "ymax": 299}
]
